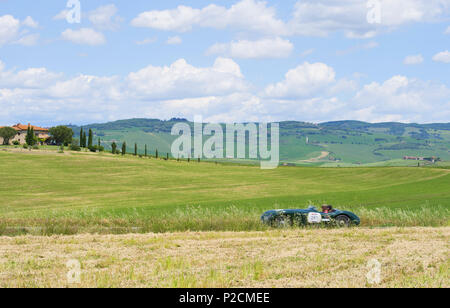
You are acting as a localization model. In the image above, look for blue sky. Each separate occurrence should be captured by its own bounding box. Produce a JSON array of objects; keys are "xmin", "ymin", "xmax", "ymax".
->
[{"xmin": 0, "ymin": 0, "xmax": 449, "ymax": 126}]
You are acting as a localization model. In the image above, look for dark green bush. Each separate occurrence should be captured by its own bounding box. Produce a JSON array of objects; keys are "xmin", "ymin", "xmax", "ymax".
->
[{"xmin": 69, "ymin": 144, "xmax": 81, "ymax": 151}]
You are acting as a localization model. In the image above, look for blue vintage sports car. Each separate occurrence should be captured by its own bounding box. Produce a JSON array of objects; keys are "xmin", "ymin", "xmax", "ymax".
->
[{"xmin": 261, "ymin": 205, "xmax": 360, "ymax": 227}]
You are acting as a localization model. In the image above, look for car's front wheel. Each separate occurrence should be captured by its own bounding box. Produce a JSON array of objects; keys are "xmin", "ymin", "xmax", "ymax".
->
[
  {"xmin": 273, "ymin": 216, "xmax": 292, "ymax": 228},
  {"xmin": 335, "ymin": 215, "xmax": 351, "ymax": 227}
]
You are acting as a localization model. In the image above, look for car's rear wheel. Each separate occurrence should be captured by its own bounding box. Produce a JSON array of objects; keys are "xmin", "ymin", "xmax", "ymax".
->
[
  {"xmin": 335, "ymin": 215, "xmax": 351, "ymax": 227},
  {"xmin": 273, "ymin": 216, "xmax": 292, "ymax": 228}
]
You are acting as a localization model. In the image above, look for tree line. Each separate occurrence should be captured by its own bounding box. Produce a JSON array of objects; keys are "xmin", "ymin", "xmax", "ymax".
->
[
  {"xmin": 1, "ymin": 124, "xmax": 200, "ymax": 162},
  {"xmin": 110, "ymin": 140, "xmax": 173, "ymax": 160}
]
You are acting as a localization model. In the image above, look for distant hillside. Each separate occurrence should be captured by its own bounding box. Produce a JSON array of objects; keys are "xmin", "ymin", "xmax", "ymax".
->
[{"xmin": 68, "ymin": 119, "xmax": 450, "ymax": 166}]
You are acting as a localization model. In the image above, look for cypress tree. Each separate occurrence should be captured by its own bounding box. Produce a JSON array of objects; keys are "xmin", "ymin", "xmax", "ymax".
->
[
  {"xmin": 122, "ymin": 142, "xmax": 126, "ymax": 155},
  {"xmin": 79, "ymin": 127, "xmax": 83, "ymax": 146},
  {"xmin": 145, "ymin": 145, "xmax": 147, "ymax": 157},
  {"xmin": 155, "ymin": 149, "xmax": 158, "ymax": 159},
  {"xmin": 26, "ymin": 126, "xmax": 36, "ymax": 146},
  {"xmin": 88, "ymin": 129, "xmax": 93, "ymax": 148},
  {"xmin": 98, "ymin": 138, "xmax": 101, "ymax": 147},
  {"xmin": 25, "ymin": 125, "xmax": 32, "ymax": 146},
  {"xmin": 31, "ymin": 127, "xmax": 35, "ymax": 145},
  {"xmin": 111, "ymin": 142, "xmax": 117, "ymax": 154},
  {"xmin": 134, "ymin": 143, "xmax": 138, "ymax": 156},
  {"xmin": 82, "ymin": 132, "xmax": 87, "ymax": 148},
  {"xmin": 166, "ymin": 153, "xmax": 169, "ymax": 160}
]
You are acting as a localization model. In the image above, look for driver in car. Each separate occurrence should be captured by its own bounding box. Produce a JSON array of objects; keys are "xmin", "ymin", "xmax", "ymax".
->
[{"xmin": 322, "ymin": 205, "xmax": 333, "ymax": 213}]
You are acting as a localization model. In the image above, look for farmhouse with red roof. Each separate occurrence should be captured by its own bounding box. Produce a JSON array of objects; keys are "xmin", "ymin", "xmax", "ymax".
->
[{"xmin": 0, "ymin": 123, "xmax": 50, "ymax": 145}]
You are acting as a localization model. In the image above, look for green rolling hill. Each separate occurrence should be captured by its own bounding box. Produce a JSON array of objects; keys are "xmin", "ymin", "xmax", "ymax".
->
[{"xmin": 69, "ymin": 119, "xmax": 450, "ymax": 166}]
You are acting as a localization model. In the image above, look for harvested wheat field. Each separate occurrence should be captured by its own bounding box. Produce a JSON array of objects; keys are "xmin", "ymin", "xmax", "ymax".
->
[{"xmin": 0, "ymin": 227, "xmax": 448, "ymax": 288}]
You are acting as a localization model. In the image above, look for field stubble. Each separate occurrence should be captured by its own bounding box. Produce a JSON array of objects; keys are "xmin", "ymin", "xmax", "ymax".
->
[{"xmin": 0, "ymin": 227, "xmax": 448, "ymax": 288}]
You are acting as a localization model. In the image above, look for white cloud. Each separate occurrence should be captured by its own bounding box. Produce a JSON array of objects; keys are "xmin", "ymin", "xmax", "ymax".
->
[
  {"xmin": 22, "ymin": 16, "xmax": 39, "ymax": 28},
  {"xmin": 166, "ymin": 36, "xmax": 182, "ymax": 45},
  {"xmin": 336, "ymin": 41, "xmax": 379, "ymax": 55},
  {"xmin": 207, "ymin": 37, "xmax": 293, "ymax": 59},
  {"xmin": 352, "ymin": 75, "xmax": 450, "ymax": 122},
  {"xmin": 47, "ymin": 75, "xmax": 121, "ymax": 99},
  {"xmin": 127, "ymin": 57, "xmax": 247, "ymax": 99},
  {"xmin": 88, "ymin": 4, "xmax": 122, "ymax": 30},
  {"xmin": 404, "ymin": 54, "xmax": 424, "ymax": 65},
  {"xmin": 446, "ymin": 26, "xmax": 450, "ymax": 34},
  {"xmin": 0, "ymin": 67, "xmax": 62, "ymax": 89},
  {"xmin": 131, "ymin": 5, "xmax": 200, "ymax": 32},
  {"xmin": 130, "ymin": 0, "xmax": 450, "ymax": 38},
  {"xmin": 13, "ymin": 34, "xmax": 40, "ymax": 46},
  {"xmin": 0, "ymin": 58, "xmax": 252, "ymax": 124},
  {"xmin": 53, "ymin": 10, "xmax": 70, "ymax": 21},
  {"xmin": 300, "ymin": 48, "xmax": 315, "ymax": 57},
  {"xmin": 0, "ymin": 15, "xmax": 40, "ymax": 46},
  {"xmin": 0, "ymin": 15, "xmax": 21, "ymax": 46},
  {"xmin": 1, "ymin": 58, "xmax": 449, "ymax": 125},
  {"xmin": 432, "ymin": 50, "xmax": 450, "ymax": 63},
  {"xmin": 136, "ymin": 37, "xmax": 157, "ymax": 45},
  {"xmin": 61, "ymin": 28, "xmax": 106, "ymax": 46},
  {"xmin": 290, "ymin": 0, "xmax": 450, "ymax": 38},
  {"xmin": 264, "ymin": 62, "xmax": 336, "ymax": 98},
  {"xmin": 131, "ymin": 0, "xmax": 288, "ymax": 35}
]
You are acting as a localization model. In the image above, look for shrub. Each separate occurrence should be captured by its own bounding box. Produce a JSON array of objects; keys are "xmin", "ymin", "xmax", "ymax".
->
[
  {"xmin": 98, "ymin": 146, "xmax": 104, "ymax": 152},
  {"xmin": 111, "ymin": 142, "xmax": 117, "ymax": 154},
  {"xmin": 88, "ymin": 145, "xmax": 98, "ymax": 153},
  {"xmin": 12, "ymin": 141, "xmax": 20, "ymax": 146},
  {"xmin": 69, "ymin": 144, "xmax": 81, "ymax": 151},
  {"xmin": 49, "ymin": 126, "xmax": 73, "ymax": 146},
  {"xmin": 33, "ymin": 145, "xmax": 39, "ymax": 150},
  {"xmin": 0, "ymin": 127, "xmax": 18, "ymax": 145},
  {"xmin": 23, "ymin": 144, "xmax": 28, "ymax": 149}
]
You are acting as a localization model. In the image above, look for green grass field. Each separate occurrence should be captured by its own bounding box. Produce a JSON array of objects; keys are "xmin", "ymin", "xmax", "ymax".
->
[{"xmin": 0, "ymin": 148, "xmax": 449, "ymax": 235}]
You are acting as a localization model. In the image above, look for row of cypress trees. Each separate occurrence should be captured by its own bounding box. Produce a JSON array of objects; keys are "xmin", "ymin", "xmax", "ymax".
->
[
  {"xmin": 104, "ymin": 139, "xmax": 203, "ymax": 163},
  {"xmin": 109, "ymin": 141, "xmax": 172, "ymax": 160},
  {"xmin": 78, "ymin": 128, "xmax": 201, "ymax": 162},
  {"xmin": 79, "ymin": 127, "xmax": 94, "ymax": 148},
  {"xmin": 78, "ymin": 127, "xmax": 199, "ymax": 162},
  {"xmin": 77, "ymin": 128, "xmax": 104, "ymax": 153}
]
